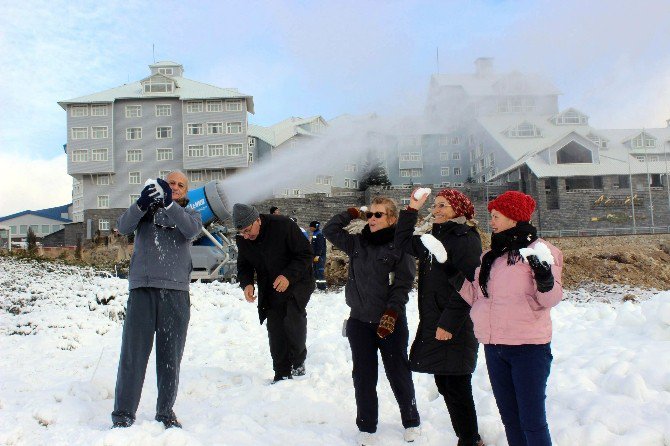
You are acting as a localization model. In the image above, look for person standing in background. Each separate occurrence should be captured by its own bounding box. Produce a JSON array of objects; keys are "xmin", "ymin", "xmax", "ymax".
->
[{"xmin": 309, "ymin": 221, "xmax": 327, "ymax": 291}]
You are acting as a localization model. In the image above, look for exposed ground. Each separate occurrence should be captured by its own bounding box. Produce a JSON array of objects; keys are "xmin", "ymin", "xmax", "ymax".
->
[{"xmin": 325, "ymin": 219, "xmax": 670, "ymax": 291}]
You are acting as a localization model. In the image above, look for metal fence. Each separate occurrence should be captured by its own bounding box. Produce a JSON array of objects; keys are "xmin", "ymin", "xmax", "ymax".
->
[{"xmin": 538, "ymin": 226, "xmax": 670, "ymax": 238}]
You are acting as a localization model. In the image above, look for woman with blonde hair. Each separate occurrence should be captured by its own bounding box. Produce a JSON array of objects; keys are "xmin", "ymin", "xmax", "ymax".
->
[
  {"xmin": 323, "ymin": 196, "xmax": 421, "ymax": 446},
  {"xmin": 395, "ymin": 188, "xmax": 484, "ymax": 446}
]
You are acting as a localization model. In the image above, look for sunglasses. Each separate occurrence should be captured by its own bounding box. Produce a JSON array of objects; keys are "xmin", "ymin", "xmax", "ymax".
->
[{"xmin": 365, "ymin": 211, "xmax": 387, "ymax": 219}]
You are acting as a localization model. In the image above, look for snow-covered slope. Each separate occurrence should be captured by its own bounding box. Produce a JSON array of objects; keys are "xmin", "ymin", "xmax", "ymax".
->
[{"xmin": 0, "ymin": 257, "xmax": 669, "ymax": 445}]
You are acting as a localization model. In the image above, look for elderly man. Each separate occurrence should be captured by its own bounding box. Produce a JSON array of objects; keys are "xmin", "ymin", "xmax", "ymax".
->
[
  {"xmin": 111, "ymin": 171, "xmax": 202, "ymax": 429},
  {"xmin": 233, "ymin": 203, "xmax": 315, "ymax": 383}
]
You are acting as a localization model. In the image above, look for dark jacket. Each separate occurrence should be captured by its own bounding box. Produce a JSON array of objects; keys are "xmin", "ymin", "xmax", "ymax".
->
[
  {"xmin": 323, "ymin": 211, "xmax": 416, "ymax": 324},
  {"xmin": 236, "ymin": 214, "xmax": 315, "ymax": 323},
  {"xmin": 117, "ymin": 202, "xmax": 202, "ymax": 291},
  {"xmin": 395, "ymin": 209, "xmax": 481, "ymax": 375},
  {"xmin": 311, "ymin": 229, "xmax": 327, "ymax": 268}
]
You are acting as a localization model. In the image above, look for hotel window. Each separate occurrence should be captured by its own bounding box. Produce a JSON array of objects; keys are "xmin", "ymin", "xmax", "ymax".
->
[
  {"xmin": 187, "ymin": 123, "xmax": 203, "ymax": 135},
  {"xmin": 159, "ymin": 170, "xmax": 171, "ymax": 179},
  {"xmin": 210, "ymin": 170, "xmax": 224, "ymax": 181},
  {"xmin": 156, "ymin": 148, "xmax": 173, "ymax": 161},
  {"xmin": 451, "ymin": 136, "xmax": 460, "ymax": 145},
  {"xmin": 91, "ymin": 126, "xmax": 108, "ymax": 139},
  {"xmin": 208, "ymin": 144, "xmax": 224, "ymax": 156},
  {"xmin": 51, "ymin": 225, "xmax": 61, "ymax": 233},
  {"xmin": 453, "ymin": 167, "xmax": 462, "ymax": 176},
  {"xmin": 143, "ymin": 78, "xmax": 174, "ymax": 93},
  {"xmin": 227, "ymin": 122, "xmax": 243, "ymax": 134},
  {"xmin": 71, "ymin": 127, "xmax": 88, "ymax": 139},
  {"xmin": 91, "ymin": 104, "xmax": 108, "ymax": 116},
  {"xmin": 248, "ymin": 137, "xmax": 255, "ymax": 148},
  {"xmin": 344, "ymin": 178, "xmax": 351, "ymax": 187},
  {"xmin": 441, "ymin": 167, "xmax": 450, "ymax": 176},
  {"xmin": 316, "ymin": 176, "xmax": 323, "ymax": 184},
  {"xmin": 96, "ymin": 174, "xmax": 110, "ymax": 186},
  {"xmin": 126, "ymin": 149, "xmax": 142, "ymax": 162},
  {"xmin": 125, "ymin": 105, "xmax": 142, "ymax": 118},
  {"xmin": 206, "ymin": 100, "xmax": 223, "ymax": 112},
  {"xmin": 129, "ymin": 194, "xmax": 140, "ymax": 206},
  {"xmin": 226, "ymin": 143, "xmax": 243, "ymax": 156},
  {"xmin": 129, "ymin": 171, "xmax": 141, "ymax": 184},
  {"xmin": 439, "ymin": 136, "xmax": 449, "ymax": 146},
  {"xmin": 440, "ymin": 152, "xmax": 448, "ymax": 161},
  {"xmin": 323, "ymin": 176, "xmax": 332, "ymax": 185},
  {"xmin": 189, "ymin": 171, "xmax": 203, "ymax": 183},
  {"xmin": 20, "ymin": 225, "xmax": 27, "ymax": 235},
  {"xmin": 156, "ymin": 126, "xmax": 172, "ymax": 139},
  {"xmin": 157, "ymin": 67, "xmax": 173, "ymax": 75},
  {"xmin": 99, "ymin": 219, "xmax": 110, "ymax": 231},
  {"xmin": 207, "ymin": 122, "xmax": 224, "ymax": 135},
  {"xmin": 97, "ymin": 195, "xmax": 110, "ymax": 208},
  {"xmin": 352, "ymin": 179, "xmax": 359, "ymax": 189},
  {"xmin": 187, "ymin": 145, "xmax": 205, "ymax": 157},
  {"xmin": 345, "ymin": 163, "xmax": 357, "ymax": 172},
  {"xmin": 71, "ymin": 149, "xmax": 88, "ymax": 162},
  {"xmin": 292, "ymin": 189, "xmax": 301, "ymax": 196},
  {"xmin": 452, "ymin": 152, "xmax": 461, "ymax": 160},
  {"xmin": 186, "ymin": 101, "xmax": 203, "ymax": 113},
  {"xmin": 126, "ymin": 127, "xmax": 142, "ymax": 140},
  {"xmin": 248, "ymin": 152, "xmax": 253, "ymax": 163},
  {"xmin": 155, "ymin": 104, "xmax": 171, "ymax": 116},
  {"xmin": 71, "ymin": 105, "xmax": 88, "ymax": 117},
  {"xmin": 226, "ymin": 100, "xmax": 242, "ymax": 111}
]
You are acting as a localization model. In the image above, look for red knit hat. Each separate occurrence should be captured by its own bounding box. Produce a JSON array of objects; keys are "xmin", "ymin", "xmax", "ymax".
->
[
  {"xmin": 487, "ymin": 191, "xmax": 536, "ymax": 222},
  {"xmin": 436, "ymin": 189, "xmax": 475, "ymax": 220}
]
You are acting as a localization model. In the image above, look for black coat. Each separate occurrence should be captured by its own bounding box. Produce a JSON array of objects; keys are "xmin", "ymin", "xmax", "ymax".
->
[
  {"xmin": 236, "ymin": 214, "xmax": 315, "ymax": 323},
  {"xmin": 323, "ymin": 211, "xmax": 416, "ymax": 323},
  {"xmin": 395, "ymin": 210, "xmax": 481, "ymax": 375}
]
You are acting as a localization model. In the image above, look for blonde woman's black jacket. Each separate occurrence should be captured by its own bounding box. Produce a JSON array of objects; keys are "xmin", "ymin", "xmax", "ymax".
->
[
  {"xmin": 236, "ymin": 214, "xmax": 315, "ymax": 323},
  {"xmin": 323, "ymin": 211, "xmax": 416, "ymax": 324},
  {"xmin": 395, "ymin": 209, "xmax": 481, "ymax": 375}
]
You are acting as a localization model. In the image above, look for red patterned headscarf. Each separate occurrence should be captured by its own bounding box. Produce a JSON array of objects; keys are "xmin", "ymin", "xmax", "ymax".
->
[{"xmin": 436, "ymin": 189, "xmax": 475, "ymax": 220}]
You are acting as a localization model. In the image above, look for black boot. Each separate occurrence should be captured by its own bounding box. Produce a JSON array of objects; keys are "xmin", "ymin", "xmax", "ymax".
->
[
  {"xmin": 156, "ymin": 415, "xmax": 182, "ymax": 429},
  {"xmin": 272, "ymin": 373, "xmax": 293, "ymax": 384}
]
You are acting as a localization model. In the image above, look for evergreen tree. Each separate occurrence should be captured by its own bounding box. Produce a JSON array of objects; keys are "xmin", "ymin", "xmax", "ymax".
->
[
  {"xmin": 27, "ymin": 227, "xmax": 38, "ymax": 256},
  {"xmin": 360, "ymin": 161, "xmax": 391, "ymax": 190}
]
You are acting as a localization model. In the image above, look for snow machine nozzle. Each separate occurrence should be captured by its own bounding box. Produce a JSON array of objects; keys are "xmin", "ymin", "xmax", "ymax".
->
[{"xmin": 186, "ymin": 181, "xmax": 232, "ymax": 227}]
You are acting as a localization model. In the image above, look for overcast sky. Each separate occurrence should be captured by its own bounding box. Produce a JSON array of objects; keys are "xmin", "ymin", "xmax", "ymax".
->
[{"xmin": 1, "ymin": 0, "xmax": 670, "ymax": 215}]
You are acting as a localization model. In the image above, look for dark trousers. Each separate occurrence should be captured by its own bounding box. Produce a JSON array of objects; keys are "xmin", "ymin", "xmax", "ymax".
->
[
  {"xmin": 434, "ymin": 374, "xmax": 481, "ymax": 445},
  {"xmin": 112, "ymin": 288, "xmax": 190, "ymax": 423},
  {"xmin": 346, "ymin": 316, "xmax": 420, "ymax": 433},
  {"xmin": 265, "ymin": 295, "xmax": 307, "ymax": 377},
  {"xmin": 484, "ymin": 343, "xmax": 553, "ymax": 446},
  {"xmin": 314, "ymin": 262, "xmax": 326, "ymax": 290}
]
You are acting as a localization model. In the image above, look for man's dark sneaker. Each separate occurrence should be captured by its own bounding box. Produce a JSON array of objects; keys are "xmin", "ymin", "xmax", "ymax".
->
[
  {"xmin": 291, "ymin": 363, "xmax": 306, "ymax": 377},
  {"xmin": 156, "ymin": 416, "xmax": 182, "ymax": 429},
  {"xmin": 111, "ymin": 419, "xmax": 133, "ymax": 429},
  {"xmin": 272, "ymin": 373, "xmax": 293, "ymax": 384}
]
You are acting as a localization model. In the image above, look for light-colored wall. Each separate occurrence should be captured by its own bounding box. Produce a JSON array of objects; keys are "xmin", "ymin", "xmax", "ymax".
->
[{"xmin": 2, "ymin": 215, "xmax": 66, "ymax": 237}]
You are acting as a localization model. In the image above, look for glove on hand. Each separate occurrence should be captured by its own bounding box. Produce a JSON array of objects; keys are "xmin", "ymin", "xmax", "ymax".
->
[
  {"xmin": 527, "ymin": 254, "xmax": 554, "ymax": 293},
  {"xmin": 346, "ymin": 207, "xmax": 360, "ymax": 219},
  {"xmin": 137, "ymin": 184, "xmax": 161, "ymax": 211},
  {"xmin": 377, "ymin": 309, "xmax": 398, "ymax": 339},
  {"xmin": 156, "ymin": 178, "xmax": 173, "ymax": 207}
]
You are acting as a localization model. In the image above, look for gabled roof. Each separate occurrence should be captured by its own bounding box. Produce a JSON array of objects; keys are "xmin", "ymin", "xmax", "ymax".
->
[
  {"xmin": 0, "ymin": 204, "xmax": 71, "ymax": 223},
  {"xmin": 59, "ymin": 76, "xmax": 254, "ymax": 113},
  {"xmin": 249, "ymin": 116, "xmax": 327, "ymax": 148}
]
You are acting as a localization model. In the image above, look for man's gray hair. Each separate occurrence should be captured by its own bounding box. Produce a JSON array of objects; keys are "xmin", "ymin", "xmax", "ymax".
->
[{"xmin": 167, "ymin": 170, "xmax": 189, "ymax": 192}]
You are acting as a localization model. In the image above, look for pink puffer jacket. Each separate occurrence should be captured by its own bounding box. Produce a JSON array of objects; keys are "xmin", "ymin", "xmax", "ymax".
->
[{"xmin": 459, "ymin": 238, "xmax": 563, "ymax": 345}]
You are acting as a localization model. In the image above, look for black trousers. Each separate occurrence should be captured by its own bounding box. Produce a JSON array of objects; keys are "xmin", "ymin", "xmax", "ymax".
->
[
  {"xmin": 112, "ymin": 287, "xmax": 190, "ymax": 423},
  {"xmin": 346, "ymin": 316, "xmax": 420, "ymax": 433},
  {"xmin": 265, "ymin": 295, "xmax": 307, "ymax": 377},
  {"xmin": 434, "ymin": 374, "xmax": 481, "ymax": 445}
]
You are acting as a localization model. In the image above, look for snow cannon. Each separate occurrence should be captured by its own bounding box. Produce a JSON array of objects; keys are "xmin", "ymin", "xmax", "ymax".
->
[
  {"xmin": 186, "ymin": 180, "xmax": 232, "ymax": 227},
  {"xmin": 185, "ymin": 181, "xmax": 237, "ymax": 282}
]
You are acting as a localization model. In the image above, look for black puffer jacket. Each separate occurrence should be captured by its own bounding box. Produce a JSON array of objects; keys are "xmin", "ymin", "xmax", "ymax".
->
[
  {"xmin": 323, "ymin": 211, "xmax": 416, "ymax": 323},
  {"xmin": 236, "ymin": 214, "xmax": 315, "ymax": 324},
  {"xmin": 395, "ymin": 209, "xmax": 481, "ymax": 375}
]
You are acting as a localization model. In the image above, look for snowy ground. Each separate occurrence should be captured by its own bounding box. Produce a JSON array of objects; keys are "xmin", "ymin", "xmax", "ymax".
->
[{"xmin": 0, "ymin": 257, "xmax": 669, "ymax": 446}]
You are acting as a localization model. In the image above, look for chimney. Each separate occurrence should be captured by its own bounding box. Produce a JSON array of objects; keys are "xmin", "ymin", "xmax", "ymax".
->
[{"xmin": 474, "ymin": 57, "xmax": 494, "ymax": 78}]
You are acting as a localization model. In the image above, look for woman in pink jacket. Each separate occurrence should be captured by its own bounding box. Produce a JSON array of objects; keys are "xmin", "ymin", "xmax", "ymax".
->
[{"xmin": 459, "ymin": 191, "xmax": 563, "ymax": 446}]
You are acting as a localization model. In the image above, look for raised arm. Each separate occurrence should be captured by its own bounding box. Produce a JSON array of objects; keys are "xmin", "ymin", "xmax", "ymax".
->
[{"xmin": 322, "ymin": 209, "xmax": 360, "ymax": 257}]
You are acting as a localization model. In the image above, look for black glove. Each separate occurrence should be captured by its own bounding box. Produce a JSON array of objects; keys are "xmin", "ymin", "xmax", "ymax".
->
[
  {"xmin": 527, "ymin": 255, "xmax": 554, "ymax": 293},
  {"xmin": 137, "ymin": 184, "xmax": 160, "ymax": 211},
  {"xmin": 156, "ymin": 178, "xmax": 173, "ymax": 207}
]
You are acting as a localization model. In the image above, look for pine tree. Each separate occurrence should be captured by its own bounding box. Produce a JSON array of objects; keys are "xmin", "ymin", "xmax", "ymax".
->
[
  {"xmin": 27, "ymin": 227, "xmax": 38, "ymax": 256},
  {"xmin": 360, "ymin": 161, "xmax": 391, "ymax": 190}
]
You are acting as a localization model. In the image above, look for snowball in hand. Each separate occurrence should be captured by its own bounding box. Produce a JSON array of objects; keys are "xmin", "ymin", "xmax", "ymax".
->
[
  {"xmin": 520, "ymin": 242, "xmax": 555, "ymax": 265},
  {"xmin": 144, "ymin": 179, "xmax": 164, "ymax": 198},
  {"xmin": 420, "ymin": 234, "xmax": 448, "ymax": 263},
  {"xmin": 360, "ymin": 206, "xmax": 368, "ymax": 212},
  {"xmin": 413, "ymin": 187, "xmax": 432, "ymax": 200}
]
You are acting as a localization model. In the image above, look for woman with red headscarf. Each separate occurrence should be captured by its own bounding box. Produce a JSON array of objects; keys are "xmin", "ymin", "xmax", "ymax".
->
[
  {"xmin": 395, "ymin": 188, "xmax": 484, "ymax": 446},
  {"xmin": 459, "ymin": 190, "xmax": 563, "ymax": 446}
]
